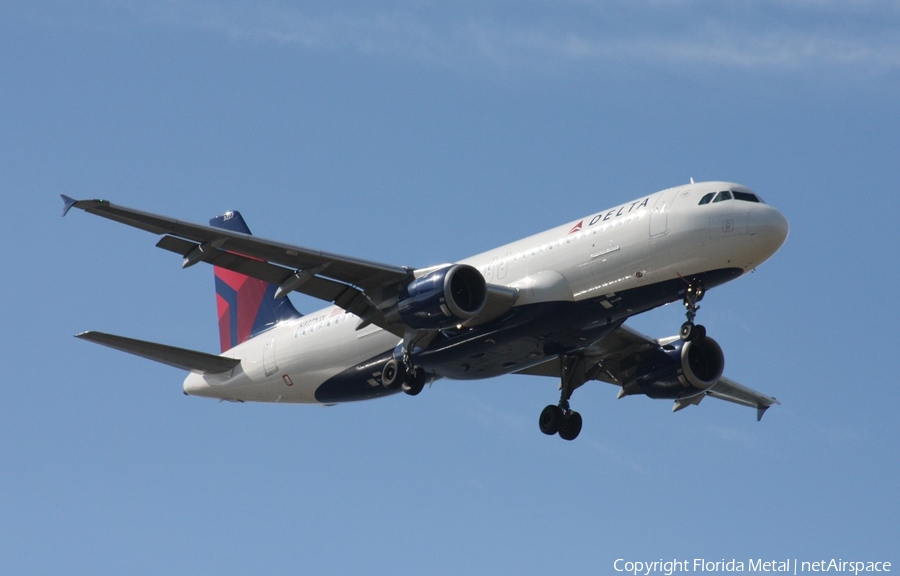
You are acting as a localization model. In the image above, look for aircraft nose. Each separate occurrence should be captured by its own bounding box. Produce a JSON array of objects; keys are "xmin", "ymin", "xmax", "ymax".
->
[{"xmin": 751, "ymin": 205, "xmax": 790, "ymax": 257}]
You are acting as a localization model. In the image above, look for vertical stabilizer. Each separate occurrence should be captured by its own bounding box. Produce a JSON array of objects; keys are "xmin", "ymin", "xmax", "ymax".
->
[{"xmin": 210, "ymin": 211, "xmax": 302, "ymax": 352}]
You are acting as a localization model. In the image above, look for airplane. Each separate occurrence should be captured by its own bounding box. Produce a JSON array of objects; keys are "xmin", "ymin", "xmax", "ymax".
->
[{"xmin": 61, "ymin": 180, "xmax": 789, "ymax": 441}]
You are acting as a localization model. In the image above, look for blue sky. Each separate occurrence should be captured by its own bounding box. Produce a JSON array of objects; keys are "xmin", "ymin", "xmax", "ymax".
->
[{"xmin": 2, "ymin": 1, "xmax": 898, "ymax": 574}]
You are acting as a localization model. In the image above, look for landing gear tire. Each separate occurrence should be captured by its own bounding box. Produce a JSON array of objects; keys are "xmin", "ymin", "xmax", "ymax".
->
[
  {"xmin": 382, "ymin": 359, "xmax": 403, "ymax": 390},
  {"xmin": 539, "ymin": 405, "xmax": 564, "ymax": 435},
  {"xmin": 539, "ymin": 353, "xmax": 590, "ymax": 441},
  {"xmin": 680, "ymin": 322, "xmax": 706, "ymax": 342},
  {"xmin": 558, "ymin": 411, "xmax": 583, "ymax": 441},
  {"xmin": 693, "ymin": 324, "xmax": 706, "ymax": 341},
  {"xmin": 402, "ymin": 368, "xmax": 427, "ymax": 396}
]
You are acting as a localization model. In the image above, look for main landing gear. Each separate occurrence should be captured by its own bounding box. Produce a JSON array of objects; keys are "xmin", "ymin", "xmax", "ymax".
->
[
  {"xmin": 539, "ymin": 354, "xmax": 589, "ymax": 441},
  {"xmin": 382, "ymin": 357, "xmax": 428, "ymax": 396},
  {"xmin": 679, "ymin": 282, "xmax": 707, "ymax": 342}
]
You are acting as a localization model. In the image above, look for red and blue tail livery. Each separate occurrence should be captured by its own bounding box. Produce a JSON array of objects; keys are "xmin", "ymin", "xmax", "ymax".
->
[{"xmin": 209, "ymin": 211, "xmax": 301, "ymax": 353}]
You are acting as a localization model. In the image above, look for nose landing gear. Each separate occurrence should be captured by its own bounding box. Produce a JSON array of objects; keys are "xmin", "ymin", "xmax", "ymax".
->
[{"xmin": 679, "ymin": 282, "xmax": 706, "ymax": 342}]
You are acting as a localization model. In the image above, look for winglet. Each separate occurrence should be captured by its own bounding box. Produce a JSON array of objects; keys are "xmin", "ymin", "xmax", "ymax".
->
[
  {"xmin": 756, "ymin": 405, "xmax": 770, "ymax": 422},
  {"xmin": 60, "ymin": 194, "xmax": 78, "ymax": 217}
]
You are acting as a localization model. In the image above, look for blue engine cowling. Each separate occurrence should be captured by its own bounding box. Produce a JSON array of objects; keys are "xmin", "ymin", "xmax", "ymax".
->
[
  {"xmin": 633, "ymin": 336, "xmax": 725, "ymax": 399},
  {"xmin": 396, "ymin": 264, "xmax": 488, "ymax": 329}
]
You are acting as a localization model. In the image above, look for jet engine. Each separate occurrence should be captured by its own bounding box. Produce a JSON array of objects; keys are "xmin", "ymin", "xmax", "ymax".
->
[
  {"xmin": 627, "ymin": 336, "xmax": 725, "ymax": 399},
  {"xmin": 394, "ymin": 264, "xmax": 487, "ymax": 329}
]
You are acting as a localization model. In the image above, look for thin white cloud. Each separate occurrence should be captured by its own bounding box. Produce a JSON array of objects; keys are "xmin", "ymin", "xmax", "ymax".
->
[{"xmin": 106, "ymin": 1, "xmax": 900, "ymax": 73}]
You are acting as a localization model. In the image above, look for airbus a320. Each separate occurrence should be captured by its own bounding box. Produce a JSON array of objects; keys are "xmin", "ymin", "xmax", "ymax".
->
[{"xmin": 62, "ymin": 181, "xmax": 789, "ymax": 441}]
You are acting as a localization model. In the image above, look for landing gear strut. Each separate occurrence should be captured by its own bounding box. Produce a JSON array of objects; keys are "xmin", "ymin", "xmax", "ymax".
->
[
  {"xmin": 539, "ymin": 354, "xmax": 587, "ymax": 441},
  {"xmin": 679, "ymin": 282, "xmax": 706, "ymax": 342}
]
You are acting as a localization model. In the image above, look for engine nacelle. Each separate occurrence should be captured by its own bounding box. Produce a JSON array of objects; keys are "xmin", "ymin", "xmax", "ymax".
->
[
  {"xmin": 395, "ymin": 264, "xmax": 487, "ymax": 329},
  {"xmin": 631, "ymin": 336, "xmax": 725, "ymax": 399}
]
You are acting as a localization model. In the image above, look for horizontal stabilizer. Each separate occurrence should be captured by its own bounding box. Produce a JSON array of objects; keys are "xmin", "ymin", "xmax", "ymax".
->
[{"xmin": 75, "ymin": 331, "xmax": 241, "ymax": 374}]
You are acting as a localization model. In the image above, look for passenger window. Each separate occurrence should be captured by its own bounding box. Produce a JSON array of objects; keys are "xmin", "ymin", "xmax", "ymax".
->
[
  {"xmin": 698, "ymin": 192, "xmax": 715, "ymax": 205},
  {"xmin": 713, "ymin": 191, "xmax": 732, "ymax": 203}
]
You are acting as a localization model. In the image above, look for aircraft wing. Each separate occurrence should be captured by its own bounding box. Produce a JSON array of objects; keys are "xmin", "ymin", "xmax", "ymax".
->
[
  {"xmin": 517, "ymin": 324, "xmax": 780, "ymax": 420},
  {"xmin": 76, "ymin": 331, "xmax": 241, "ymax": 374},
  {"xmin": 705, "ymin": 376, "xmax": 781, "ymax": 421},
  {"xmin": 61, "ymin": 196, "xmax": 413, "ymax": 334}
]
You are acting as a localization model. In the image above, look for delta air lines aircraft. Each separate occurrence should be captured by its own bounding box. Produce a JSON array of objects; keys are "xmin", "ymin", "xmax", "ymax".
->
[{"xmin": 62, "ymin": 181, "xmax": 789, "ymax": 441}]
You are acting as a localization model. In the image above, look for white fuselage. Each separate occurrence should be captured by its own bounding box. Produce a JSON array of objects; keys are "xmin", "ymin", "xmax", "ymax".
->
[{"xmin": 183, "ymin": 181, "xmax": 789, "ymax": 403}]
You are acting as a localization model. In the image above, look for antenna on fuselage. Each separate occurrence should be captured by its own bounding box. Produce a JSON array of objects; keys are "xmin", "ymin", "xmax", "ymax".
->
[{"xmin": 690, "ymin": 177, "xmax": 695, "ymax": 184}]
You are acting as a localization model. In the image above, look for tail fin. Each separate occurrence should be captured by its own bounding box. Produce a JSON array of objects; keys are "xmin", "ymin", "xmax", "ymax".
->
[{"xmin": 210, "ymin": 211, "xmax": 302, "ymax": 352}]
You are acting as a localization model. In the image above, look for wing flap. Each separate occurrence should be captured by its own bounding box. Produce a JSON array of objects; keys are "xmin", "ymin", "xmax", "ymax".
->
[
  {"xmin": 154, "ymin": 235, "xmax": 402, "ymax": 335},
  {"xmin": 76, "ymin": 331, "xmax": 241, "ymax": 374},
  {"xmin": 156, "ymin": 235, "xmax": 344, "ymax": 299}
]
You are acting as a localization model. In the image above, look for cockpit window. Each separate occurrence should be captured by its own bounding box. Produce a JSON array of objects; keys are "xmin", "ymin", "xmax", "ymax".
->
[
  {"xmin": 712, "ymin": 190, "xmax": 732, "ymax": 203},
  {"xmin": 733, "ymin": 191, "xmax": 762, "ymax": 203},
  {"xmin": 699, "ymin": 189, "xmax": 765, "ymax": 206}
]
